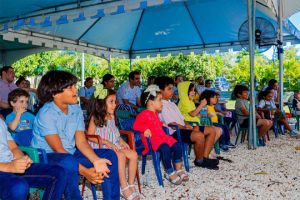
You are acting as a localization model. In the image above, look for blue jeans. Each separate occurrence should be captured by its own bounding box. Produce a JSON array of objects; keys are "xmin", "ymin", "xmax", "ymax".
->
[
  {"xmin": 0, "ymin": 163, "xmax": 66, "ymax": 200},
  {"xmin": 47, "ymin": 149, "xmax": 120, "ymax": 200},
  {"xmin": 157, "ymin": 143, "xmax": 182, "ymax": 174}
]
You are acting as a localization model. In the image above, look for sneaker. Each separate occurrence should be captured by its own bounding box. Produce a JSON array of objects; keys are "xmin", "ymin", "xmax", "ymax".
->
[
  {"xmin": 258, "ymin": 138, "xmax": 266, "ymax": 147},
  {"xmin": 228, "ymin": 143, "xmax": 236, "ymax": 148},
  {"xmin": 194, "ymin": 158, "xmax": 219, "ymax": 170},
  {"xmin": 220, "ymin": 145, "xmax": 229, "ymax": 152},
  {"xmin": 290, "ymin": 130, "xmax": 300, "ymax": 139}
]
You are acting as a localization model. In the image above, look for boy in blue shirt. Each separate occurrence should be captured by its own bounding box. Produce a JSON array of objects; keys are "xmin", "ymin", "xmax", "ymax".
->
[
  {"xmin": 31, "ymin": 70, "xmax": 119, "ymax": 200},
  {"xmin": 0, "ymin": 118, "xmax": 67, "ymax": 200},
  {"xmin": 5, "ymin": 89, "xmax": 35, "ymax": 132}
]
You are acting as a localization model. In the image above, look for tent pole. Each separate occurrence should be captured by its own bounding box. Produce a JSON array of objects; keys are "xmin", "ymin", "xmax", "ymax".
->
[
  {"xmin": 248, "ymin": 0, "xmax": 257, "ymax": 149},
  {"xmin": 108, "ymin": 54, "xmax": 112, "ymax": 73},
  {"xmin": 129, "ymin": 53, "xmax": 132, "ymax": 72},
  {"xmin": 278, "ymin": 0, "xmax": 284, "ymax": 111},
  {"xmin": 81, "ymin": 52, "xmax": 85, "ymax": 87}
]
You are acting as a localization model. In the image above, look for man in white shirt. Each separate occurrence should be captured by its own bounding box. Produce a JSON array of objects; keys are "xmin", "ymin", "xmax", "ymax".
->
[
  {"xmin": 116, "ymin": 71, "xmax": 141, "ymax": 109},
  {"xmin": 78, "ymin": 77, "xmax": 95, "ymax": 109}
]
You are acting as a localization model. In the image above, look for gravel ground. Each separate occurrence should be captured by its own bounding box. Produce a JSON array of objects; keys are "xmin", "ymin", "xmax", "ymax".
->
[
  {"xmin": 31, "ymin": 134, "xmax": 300, "ymax": 200},
  {"xmin": 83, "ymin": 134, "xmax": 300, "ymax": 200}
]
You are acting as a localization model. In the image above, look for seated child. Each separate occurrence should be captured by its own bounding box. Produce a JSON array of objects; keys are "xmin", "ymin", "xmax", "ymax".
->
[
  {"xmin": 177, "ymin": 81, "xmax": 222, "ymax": 146},
  {"xmin": 133, "ymin": 85, "xmax": 189, "ymax": 185},
  {"xmin": 0, "ymin": 118, "xmax": 66, "ymax": 200},
  {"xmin": 233, "ymin": 85, "xmax": 273, "ymax": 146},
  {"xmin": 292, "ymin": 91, "xmax": 300, "ymax": 115},
  {"xmin": 31, "ymin": 70, "xmax": 120, "ymax": 200},
  {"xmin": 258, "ymin": 89, "xmax": 300, "ymax": 138},
  {"xmin": 5, "ymin": 89, "xmax": 35, "ymax": 133},
  {"xmin": 200, "ymin": 90, "xmax": 235, "ymax": 151},
  {"xmin": 87, "ymin": 84, "xmax": 140, "ymax": 200},
  {"xmin": 215, "ymin": 93, "xmax": 236, "ymax": 130},
  {"xmin": 155, "ymin": 76, "xmax": 219, "ymax": 170}
]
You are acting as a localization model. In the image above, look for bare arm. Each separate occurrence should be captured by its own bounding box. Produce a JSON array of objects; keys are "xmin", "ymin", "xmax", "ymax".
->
[
  {"xmin": 0, "ymin": 101, "xmax": 9, "ymax": 109},
  {"xmin": 189, "ymin": 99, "xmax": 207, "ymax": 117},
  {"xmin": 8, "ymin": 140, "xmax": 24, "ymax": 159},
  {"xmin": 123, "ymin": 99, "xmax": 138, "ymax": 109},
  {"xmin": 45, "ymin": 134, "xmax": 69, "ymax": 153}
]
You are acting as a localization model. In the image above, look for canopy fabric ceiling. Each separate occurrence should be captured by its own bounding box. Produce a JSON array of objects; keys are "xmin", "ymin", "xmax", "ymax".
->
[{"xmin": 0, "ymin": 0, "xmax": 299, "ymax": 59}]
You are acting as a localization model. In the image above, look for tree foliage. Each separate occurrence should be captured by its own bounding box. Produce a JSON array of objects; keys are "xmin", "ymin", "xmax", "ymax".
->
[{"xmin": 12, "ymin": 46, "xmax": 300, "ymax": 90}]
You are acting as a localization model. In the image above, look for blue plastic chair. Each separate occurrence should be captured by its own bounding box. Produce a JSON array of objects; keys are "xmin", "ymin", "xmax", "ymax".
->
[
  {"xmin": 12, "ymin": 129, "xmax": 48, "ymax": 163},
  {"xmin": 141, "ymin": 137, "xmax": 164, "ymax": 187}
]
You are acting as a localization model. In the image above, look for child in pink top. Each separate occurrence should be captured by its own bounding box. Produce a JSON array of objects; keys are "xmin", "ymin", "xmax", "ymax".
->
[{"xmin": 133, "ymin": 85, "xmax": 188, "ymax": 185}]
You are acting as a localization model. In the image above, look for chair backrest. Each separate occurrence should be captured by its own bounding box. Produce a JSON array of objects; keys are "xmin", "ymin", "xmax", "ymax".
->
[{"xmin": 13, "ymin": 129, "xmax": 33, "ymax": 147}]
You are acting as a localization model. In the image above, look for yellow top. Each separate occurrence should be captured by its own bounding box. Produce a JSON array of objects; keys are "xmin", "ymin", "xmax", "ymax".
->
[
  {"xmin": 178, "ymin": 81, "xmax": 200, "ymax": 123},
  {"xmin": 207, "ymin": 105, "xmax": 218, "ymax": 123}
]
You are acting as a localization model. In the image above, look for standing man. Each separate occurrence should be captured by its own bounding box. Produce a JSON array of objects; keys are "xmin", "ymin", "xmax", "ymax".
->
[
  {"xmin": 0, "ymin": 66, "xmax": 17, "ymax": 117},
  {"xmin": 78, "ymin": 77, "xmax": 95, "ymax": 110},
  {"xmin": 117, "ymin": 71, "xmax": 142, "ymax": 109}
]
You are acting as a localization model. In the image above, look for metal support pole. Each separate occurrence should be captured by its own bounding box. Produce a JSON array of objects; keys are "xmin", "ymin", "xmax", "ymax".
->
[
  {"xmin": 129, "ymin": 58, "xmax": 132, "ymax": 72},
  {"xmin": 81, "ymin": 53, "xmax": 85, "ymax": 87},
  {"xmin": 278, "ymin": 0, "xmax": 284, "ymax": 111},
  {"xmin": 248, "ymin": 0, "xmax": 257, "ymax": 149},
  {"xmin": 108, "ymin": 54, "xmax": 112, "ymax": 73}
]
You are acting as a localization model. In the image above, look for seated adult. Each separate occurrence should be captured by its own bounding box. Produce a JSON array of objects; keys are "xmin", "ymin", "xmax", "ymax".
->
[
  {"xmin": 263, "ymin": 79, "xmax": 279, "ymax": 105},
  {"xmin": 205, "ymin": 79, "xmax": 216, "ymax": 92},
  {"xmin": 78, "ymin": 77, "xmax": 95, "ymax": 110},
  {"xmin": 0, "ymin": 66, "xmax": 17, "ymax": 117},
  {"xmin": 102, "ymin": 74, "xmax": 115, "ymax": 90},
  {"xmin": 116, "ymin": 71, "xmax": 141, "ymax": 109}
]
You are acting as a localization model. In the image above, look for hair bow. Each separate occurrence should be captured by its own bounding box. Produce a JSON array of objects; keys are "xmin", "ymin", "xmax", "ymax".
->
[
  {"xmin": 145, "ymin": 84, "xmax": 160, "ymax": 103},
  {"xmin": 94, "ymin": 84, "xmax": 108, "ymax": 100}
]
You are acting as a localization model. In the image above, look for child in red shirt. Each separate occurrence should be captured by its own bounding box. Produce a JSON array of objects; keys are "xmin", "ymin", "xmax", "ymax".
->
[{"xmin": 133, "ymin": 85, "xmax": 188, "ymax": 185}]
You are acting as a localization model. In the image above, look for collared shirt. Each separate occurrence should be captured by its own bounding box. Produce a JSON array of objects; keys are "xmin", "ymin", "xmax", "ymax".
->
[
  {"xmin": 31, "ymin": 101, "xmax": 85, "ymax": 154},
  {"xmin": 5, "ymin": 111, "xmax": 35, "ymax": 132},
  {"xmin": 116, "ymin": 81, "xmax": 141, "ymax": 105},
  {"xmin": 78, "ymin": 86, "xmax": 96, "ymax": 99},
  {"xmin": 159, "ymin": 100, "xmax": 185, "ymax": 134},
  {"xmin": 0, "ymin": 79, "xmax": 17, "ymax": 103},
  {"xmin": 0, "ymin": 119, "xmax": 14, "ymax": 163}
]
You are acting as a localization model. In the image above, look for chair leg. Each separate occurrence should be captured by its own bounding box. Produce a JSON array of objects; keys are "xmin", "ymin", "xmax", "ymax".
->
[
  {"xmin": 214, "ymin": 141, "xmax": 220, "ymax": 155},
  {"xmin": 235, "ymin": 130, "xmax": 241, "ymax": 145},
  {"xmin": 142, "ymin": 156, "xmax": 147, "ymax": 175},
  {"xmin": 81, "ymin": 178, "xmax": 86, "ymax": 197},
  {"xmin": 296, "ymin": 116, "xmax": 300, "ymax": 131},
  {"xmin": 152, "ymin": 152, "xmax": 164, "ymax": 187},
  {"xmin": 183, "ymin": 144, "xmax": 189, "ymax": 172},
  {"xmin": 91, "ymin": 184, "xmax": 97, "ymax": 200}
]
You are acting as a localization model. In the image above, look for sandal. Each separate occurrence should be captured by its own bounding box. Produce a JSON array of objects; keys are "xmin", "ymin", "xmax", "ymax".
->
[
  {"xmin": 176, "ymin": 169, "xmax": 189, "ymax": 182},
  {"xmin": 129, "ymin": 184, "xmax": 140, "ymax": 199},
  {"xmin": 165, "ymin": 171, "xmax": 182, "ymax": 185},
  {"xmin": 121, "ymin": 185, "xmax": 140, "ymax": 200}
]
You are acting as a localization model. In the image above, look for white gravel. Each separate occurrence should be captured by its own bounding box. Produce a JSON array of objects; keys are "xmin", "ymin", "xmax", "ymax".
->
[{"xmin": 82, "ymin": 134, "xmax": 300, "ymax": 200}]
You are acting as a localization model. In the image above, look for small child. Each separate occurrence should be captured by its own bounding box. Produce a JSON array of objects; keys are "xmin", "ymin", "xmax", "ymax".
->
[
  {"xmin": 200, "ymin": 90, "xmax": 235, "ymax": 151},
  {"xmin": 177, "ymin": 81, "xmax": 222, "ymax": 144},
  {"xmin": 87, "ymin": 84, "xmax": 140, "ymax": 200},
  {"xmin": 133, "ymin": 85, "xmax": 188, "ymax": 185},
  {"xmin": 234, "ymin": 85, "xmax": 273, "ymax": 146},
  {"xmin": 215, "ymin": 93, "xmax": 236, "ymax": 130},
  {"xmin": 258, "ymin": 89, "xmax": 300, "ymax": 138},
  {"xmin": 5, "ymin": 88, "xmax": 35, "ymax": 133},
  {"xmin": 292, "ymin": 91, "xmax": 300, "ymax": 114}
]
